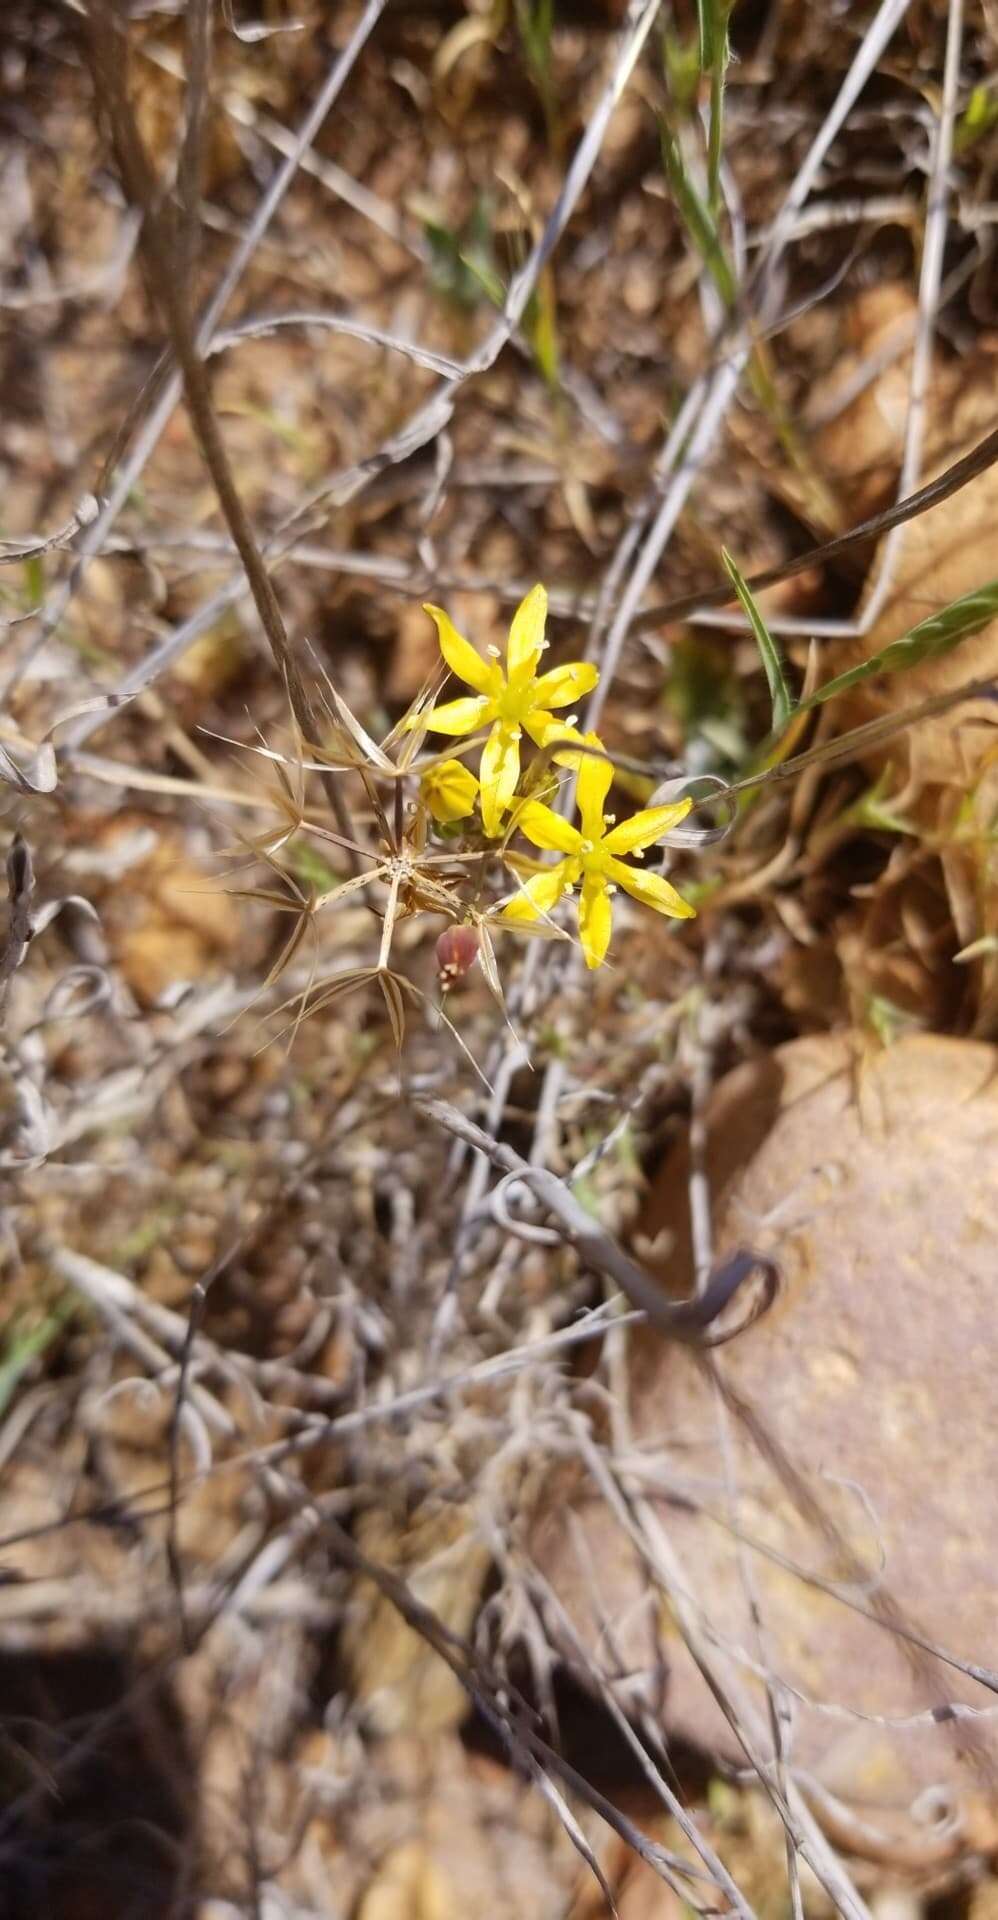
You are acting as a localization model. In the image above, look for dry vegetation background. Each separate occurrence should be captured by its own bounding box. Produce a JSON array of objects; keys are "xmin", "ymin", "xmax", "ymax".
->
[{"xmin": 4, "ymin": 0, "xmax": 998, "ymax": 1915}]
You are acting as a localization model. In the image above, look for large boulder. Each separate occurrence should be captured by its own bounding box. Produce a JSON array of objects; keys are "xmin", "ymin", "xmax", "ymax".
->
[{"xmin": 532, "ymin": 1033, "xmax": 998, "ymax": 1865}]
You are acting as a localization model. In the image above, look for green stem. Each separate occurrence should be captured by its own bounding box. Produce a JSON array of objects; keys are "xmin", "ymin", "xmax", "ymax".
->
[{"xmin": 707, "ymin": 52, "xmax": 725, "ymax": 218}]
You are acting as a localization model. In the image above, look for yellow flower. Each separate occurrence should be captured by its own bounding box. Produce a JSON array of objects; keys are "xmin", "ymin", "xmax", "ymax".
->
[
  {"xmin": 417, "ymin": 585, "xmax": 598, "ymax": 836},
  {"xmin": 420, "ymin": 757, "xmax": 479, "ymax": 824},
  {"xmin": 502, "ymin": 734, "xmax": 696, "ymax": 968}
]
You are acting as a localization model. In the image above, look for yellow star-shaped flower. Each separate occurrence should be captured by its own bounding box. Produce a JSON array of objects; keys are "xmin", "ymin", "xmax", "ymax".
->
[
  {"xmin": 417, "ymin": 585, "xmax": 598, "ymax": 835},
  {"xmin": 502, "ymin": 734, "xmax": 696, "ymax": 967}
]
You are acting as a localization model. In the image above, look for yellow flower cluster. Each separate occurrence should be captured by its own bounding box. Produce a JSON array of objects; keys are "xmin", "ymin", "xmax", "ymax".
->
[{"xmin": 417, "ymin": 585, "xmax": 695, "ymax": 968}]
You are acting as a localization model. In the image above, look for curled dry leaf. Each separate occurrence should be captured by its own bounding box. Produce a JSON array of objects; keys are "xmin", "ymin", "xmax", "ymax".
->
[{"xmin": 531, "ymin": 1033, "xmax": 998, "ymax": 1864}]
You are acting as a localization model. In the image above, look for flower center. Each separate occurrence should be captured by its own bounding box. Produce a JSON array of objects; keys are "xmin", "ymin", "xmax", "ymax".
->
[
  {"xmin": 496, "ymin": 681, "xmax": 533, "ymax": 725},
  {"xmin": 580, "ymin": 840, "xmax": 609, "ymax": 876}
]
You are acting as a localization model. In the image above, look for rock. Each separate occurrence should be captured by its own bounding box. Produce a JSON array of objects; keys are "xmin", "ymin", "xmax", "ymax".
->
[{"xmin": 531, "ymin": 1033, "xmax": 998, "ymax": 1865}]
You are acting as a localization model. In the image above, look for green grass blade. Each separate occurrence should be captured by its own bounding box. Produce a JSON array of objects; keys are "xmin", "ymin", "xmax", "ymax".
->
[
  {"xmin": 659, "ymin": 121, "xmax": 736, "ymax": 307},
  {"xmin": 797, "ymin": 577, "xmax": 998, "ymax": 714},
  {"xmin": 696, "ymin": 0, "xmax": 732, "ymax": 213},
  {"xmin": 695, "ymin": 0, "xmax": 726, "ymax": 69},
  {"xmin": 722, "ymin": 547, "xmax": 794, "ymax": 733}
]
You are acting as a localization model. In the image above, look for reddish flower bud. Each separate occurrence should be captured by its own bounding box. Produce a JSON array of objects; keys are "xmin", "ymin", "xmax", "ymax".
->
[{"xmin": 436, "ymin": 924, "xmax": 480, "ymax": 987}]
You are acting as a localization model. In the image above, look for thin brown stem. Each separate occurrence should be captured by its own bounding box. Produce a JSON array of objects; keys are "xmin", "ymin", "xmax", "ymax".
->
[{"xmin": 83, "ymin": 0, "xmax": 357, "ymax": 857}]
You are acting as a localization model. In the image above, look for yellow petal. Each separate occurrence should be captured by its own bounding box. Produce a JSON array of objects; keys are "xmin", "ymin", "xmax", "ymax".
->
[
  {"xmin": 522, "ymin": 711, "xmax": 585, "ymax": 758},
  {"xmin": 423, "ymin": 604, "xmax": 494, "ymax": 695},
  {"xmin": 530, "ymin": 660, "xmax": 599, "ymax": 710},
  {"xmin": 422, "ymin": 695, "xmax": 493, "ymax": 736},
  {"xmin": 420, "ymin": 758, "xmax": 479, "ymax": 823},
  {"xmin": 578, "ymin": 871, "xmax": 613, "ymax": 968},
  {"xmin": 516, "ymin": 800, "xmax": 583, "ymax": 855},
  {"xmin": 553, "ymin": 740, "xmax": 593, "ymax": 776},
  {"xmin": 507, "ymin": 584, "xmax": 548, "ymax": 683},
  {"xmin": 607, "ymin": 857, "xmax": 696, "ymax": 919},
  {"xmin": 602, "ymin": 797, "xmax": 693, "ymax": 856},
  {"xmin": 502, "ymin": 862, "xmax": 573, "ymax": 922},
  {"xmin": 479, "ymin": 722, "xmax": 521, "ymax": 835},
  {"xmin": 577, "ymin": 732, "xmax": 613, "ymax": 840}
]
